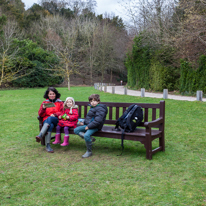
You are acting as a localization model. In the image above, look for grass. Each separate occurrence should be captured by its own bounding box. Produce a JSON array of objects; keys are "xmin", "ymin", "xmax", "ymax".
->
[{"xmin": 0, "ymin": 87, "xmax": 205, "ymax": 206}]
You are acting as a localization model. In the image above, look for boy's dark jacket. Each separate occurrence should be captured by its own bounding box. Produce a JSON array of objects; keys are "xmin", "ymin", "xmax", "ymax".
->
[{"xmin": 84, "ymin": 104, "xmax": 108, "ymax": 130}]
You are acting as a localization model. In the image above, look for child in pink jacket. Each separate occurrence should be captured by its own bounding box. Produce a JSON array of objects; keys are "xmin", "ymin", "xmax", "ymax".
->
[{"xmin": 53, "ymin": 97, "xmax": 78, "ymax": 146}]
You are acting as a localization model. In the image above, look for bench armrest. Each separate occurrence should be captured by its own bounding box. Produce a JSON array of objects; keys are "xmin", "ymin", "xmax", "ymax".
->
[{"xmin": 144, "ymin": 117, "xmax": 164, "ymax": 128}]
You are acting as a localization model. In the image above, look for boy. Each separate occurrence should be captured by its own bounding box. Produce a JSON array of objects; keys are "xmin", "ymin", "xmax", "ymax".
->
[{"xmin": 74, "ymin": 94, "xmax": 108, "ymax": 158}]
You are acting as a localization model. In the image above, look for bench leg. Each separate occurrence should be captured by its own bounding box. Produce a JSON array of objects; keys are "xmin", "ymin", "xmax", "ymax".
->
[
  {"xmin": 145, "ymin": 135, "xmax": 152, "ymax": 160},
  {"xmin": 159, "ymin": 135, "xmax": 165, "ymax": 152},
  {"xmin": 159, "ymin": 125, "xmax": 165, "ymax": 152}
]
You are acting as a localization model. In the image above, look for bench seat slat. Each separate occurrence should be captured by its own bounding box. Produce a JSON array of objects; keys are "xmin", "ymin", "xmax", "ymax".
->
[
  {"xmin": 62, "ymin": 126, "xmax": 162, "ymax": 139},
  {"xmin": 96, "ymin": 126, "xmax": 162, "ymax": 138}
]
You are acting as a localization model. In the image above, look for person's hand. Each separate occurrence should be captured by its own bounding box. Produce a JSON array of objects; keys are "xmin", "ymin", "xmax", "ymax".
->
[
  {"xmin": 50, "ymin": 114, "xmax": 55, "ymax": 117},
  {"xmin": 43, "ymin": 104, "xmax": 46, "ymax": 109},
  {"xmin": 85, "ymin": 126, "xmax": 89, "ymax": 130},
  {"xmin": 80, "ymin": 122, "xmax": 84, "ymax": 125},
  {"xmin": 66, "ymin": 116, "xmax": 70, "ymax": 120},
  {"xmin": 59, "ymin": 115, "xmax": 62, "ymax": 119}
]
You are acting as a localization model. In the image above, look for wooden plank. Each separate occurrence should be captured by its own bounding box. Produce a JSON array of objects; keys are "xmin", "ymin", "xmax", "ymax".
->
[
  {"xmin": 75, "ymin": 101, "xmax": 161, "ymax": 109},
  {"xmin": 152, "ymin": 108, "xmax": 156, "ymax": 121},
  {"xmin": 78, "ymin": 105, "xmax": 82, "ymax": 118},
  {"xmin": 84, "ymin": 106, "xmax": 87, "ymax": 118},
  {"xmin": 116, "ymin": 107, "xmax": 119, "ymax": 119},
  {"xmin": 109, "ymin": 106, "xmax": 112, "ymax": 120},
  {"xmin": 123, "ymin": 107, "xmax": 126, "ymax": 113},
  {"xmin": 144, "ymin": 108, "xmax": 148, "ymax": 122}
]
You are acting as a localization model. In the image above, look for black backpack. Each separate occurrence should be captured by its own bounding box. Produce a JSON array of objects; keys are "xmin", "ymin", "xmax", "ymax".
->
[{"xmin": 115, "ymin": 104, "xmax": 143, "ymax": 155}]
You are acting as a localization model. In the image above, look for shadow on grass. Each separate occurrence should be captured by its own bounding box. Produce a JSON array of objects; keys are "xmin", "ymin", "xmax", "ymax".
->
[{"xmin": 47, "ymin": 135, "xmax": 152, "ymax": 159}]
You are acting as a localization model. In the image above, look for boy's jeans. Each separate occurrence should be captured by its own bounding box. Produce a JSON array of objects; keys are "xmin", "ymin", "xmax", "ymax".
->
[{"xmin": 74, "ymin": 125, "xmax": 98, "ymax": 142}]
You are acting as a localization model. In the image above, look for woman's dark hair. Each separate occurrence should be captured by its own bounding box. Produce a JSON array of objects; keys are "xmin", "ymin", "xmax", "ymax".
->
[
  {"xmin": 88, "ymin": 94, "xmax": 100, "ymax": 102},
  {"xmin": 43, "ymin": 87, "xmax": 61, "ymax": 99}
]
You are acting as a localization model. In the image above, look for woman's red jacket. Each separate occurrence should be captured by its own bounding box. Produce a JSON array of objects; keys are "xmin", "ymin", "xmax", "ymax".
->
[{"xmin": 38, "ymin": 99, "xmax": 63, "ymax": 122}]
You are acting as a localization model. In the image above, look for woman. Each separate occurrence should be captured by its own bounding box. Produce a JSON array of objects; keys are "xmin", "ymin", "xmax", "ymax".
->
[{"xmin": 36, "ymin": 87, "xmax": 63, "ymax": 153}]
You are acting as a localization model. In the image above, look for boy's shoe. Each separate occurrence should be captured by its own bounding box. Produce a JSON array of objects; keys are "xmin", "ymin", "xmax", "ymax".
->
[
  {"xmin": 82, "ymin": 141, "xmax": 92, "ymax": 158},
  {"xmin": 82, "ymin": 151, "xmax": 92, "ymax": 158},
  {"xmin": 91, "ymin": 137, "xmax": 96, "ymax": 142},
  {"xmin": 79, "ymin": 132, "xmax": 85, "ymax": 139}
]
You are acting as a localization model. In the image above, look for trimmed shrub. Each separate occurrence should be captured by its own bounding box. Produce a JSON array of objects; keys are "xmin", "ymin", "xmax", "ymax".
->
[{"xmin": 125, "ymin": 35, "xmax": 151, "ymax": 89}]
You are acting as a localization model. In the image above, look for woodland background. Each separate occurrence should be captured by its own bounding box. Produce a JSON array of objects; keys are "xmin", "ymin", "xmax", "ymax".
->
[{"xmin": 1, "ymin": 0, "xmax": 206, "ymax": 93}]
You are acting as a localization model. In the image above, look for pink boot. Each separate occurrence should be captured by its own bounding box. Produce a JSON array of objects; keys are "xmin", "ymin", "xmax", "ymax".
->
[
  {"xmin": 52, "ymin": 134, "xmax": 61, "ymax": 144},
  {"xmin": 61, "ymin": 136, "xmax": 69, "ymax": 146}
]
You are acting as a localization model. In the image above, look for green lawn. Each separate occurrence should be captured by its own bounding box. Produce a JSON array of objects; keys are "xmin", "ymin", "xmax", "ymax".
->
[{"xmin": 0, "ymin": 87, "xmax": 205, "ymax": 205}]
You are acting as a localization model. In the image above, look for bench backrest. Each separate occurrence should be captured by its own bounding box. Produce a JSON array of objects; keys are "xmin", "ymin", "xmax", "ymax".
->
[{"xmin": 76, "ymin": 101, "xmax": 165, "ymax": 128}]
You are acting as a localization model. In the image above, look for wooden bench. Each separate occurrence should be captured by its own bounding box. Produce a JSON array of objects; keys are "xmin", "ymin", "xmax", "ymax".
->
[{"xmin": 37, "ymin": 100, "xmax": 165, "ymax": 160}]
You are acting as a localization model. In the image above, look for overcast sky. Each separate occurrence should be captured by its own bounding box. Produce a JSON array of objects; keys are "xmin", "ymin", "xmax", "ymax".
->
[{"xmin": 22, "ymin": 0, "xmax": 125, "ymax": 18}]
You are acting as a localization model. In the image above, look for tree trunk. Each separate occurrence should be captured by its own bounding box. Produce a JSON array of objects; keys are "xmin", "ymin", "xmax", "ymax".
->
[
  {"xmin": 68, "ymin": 76, "xmax": 70, "ymax": 90},
  {"xmin": 90, "ymin": 54, "xmax": 93, "ymax": 86},
  {"xmin": 0, "ymin": 54, "xmax": 5, "ymax": 87}
]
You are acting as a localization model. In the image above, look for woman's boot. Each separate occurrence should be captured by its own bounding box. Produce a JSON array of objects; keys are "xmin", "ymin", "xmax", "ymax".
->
[
  {"xmin": 45, "ymin": 132, "xmax": 54, "ymax": 153},
  {"xmin": 36, "ymin": 123, "xmax": 49, "ymax": 143},
  {"xmin": 52, "ymin": 134, "xmax": 61, "ymax": 144},
  {"xmin": 82, "ymin": 141, "xmax": 92, "ymax": 158},
  {"xmin": 60, "ymin": 136, "xmax": 69, "ymax": 146}
]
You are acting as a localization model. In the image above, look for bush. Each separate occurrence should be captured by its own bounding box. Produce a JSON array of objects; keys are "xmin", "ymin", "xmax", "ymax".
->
[
  {"xmin": 11, "ymin": 39, "xmax": 63, "ymax": 87},
  {"xmin": 179, "ymin": 56, "xmax": 206, "ymax": 93},
  {"xmin": 126, "ymin": 34, "xmax": 179, "ymax": 91},
  {"xmin": 125, "ymin": 35, "xmax": 150, "ymax": 89}
]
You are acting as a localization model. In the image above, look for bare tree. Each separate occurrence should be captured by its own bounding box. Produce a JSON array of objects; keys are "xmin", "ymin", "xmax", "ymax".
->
[
  {"xmin": 119, "ymin": 0, "xmax": 177, "ymax": 46},
  {"xmin": 39, "ymin": 15, "xmax": 85, "ymax": 90},
  {"xmin": 94, "ymin": 20, "xmax": 127, "ymax": 83},
  {"xmin": 0, "ymin": 19, "xmax": 25, "ymax": 86},
  {"xmin": 172, "ymin": 0, "xmax": 206, "ymax": 63},
  {"xmin": 66, "ymin": 0, "xmax": 97, "ymax": 16},
  {"xmin": 79, "ymin": 17, "xmax": 100, "ymax": 85}
]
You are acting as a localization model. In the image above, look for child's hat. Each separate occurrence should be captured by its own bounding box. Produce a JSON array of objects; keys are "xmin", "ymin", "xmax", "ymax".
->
[
  {"xmin": 65, "ymin": 97, "xmax": 75, "ymax": 105},
  {"xmin": 64, "ymin": 97, "xmax": 76, "ymax": 114}
]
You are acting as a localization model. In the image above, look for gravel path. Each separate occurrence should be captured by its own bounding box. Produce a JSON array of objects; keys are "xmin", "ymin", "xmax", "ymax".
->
[{"xmin": 103, "ymin": 86, "xmax": 206, "ymax": 102}]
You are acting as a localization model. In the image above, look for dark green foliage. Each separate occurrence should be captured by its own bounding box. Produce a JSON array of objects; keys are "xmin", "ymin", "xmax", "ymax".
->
[
  {"xmin": 126, "ymin": 34, "xmax": 180, "ymax": 91},
  {"xmin": 0, "ymin": 14, "xmax": 7, "ymax": 37},
  {"xmin": 60, "ymin": 8, "xmax": 74, "ymax": 19},
  {"xmin": 179, "ymin": 56, "xmax": 206, "ymax": 93},
  {"xmin": 116, "ymin": 71, "xmax": 127, "ymax": 83},
  {"xmin": 125, "ymin": 35, "xmax": 151, "ymax": 89},
  {"xmin": 197, "ymin": 55, "xmax": 206, "ymax": 92},
  {"xmin": 42, "ymin": 1, "xmax": 59, "ymax": 15},
  {"xmin": 149, "ymin": 48, "xmax": 179, "ymax": 91},
  {"xmin": 0, "ymin": 0, "xmax": 24, "ymax": 27},
  {"xmin": 11, "ymin": 39, "xmax": 63, "ymax": 87},
  {"xmin": 12, "ymin": 61, "xmax": 62, "ymax": 87},
  {"xmin": 111, "ymin": 16, "xmax": 125, "ymax": 30},
  {"xmin": 179, "ymin": 60, "xmax": 196, "ymax": 93},
  {"xmin": 160, "ymin": 66, "xmax": 179, "ymax": 91}
]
